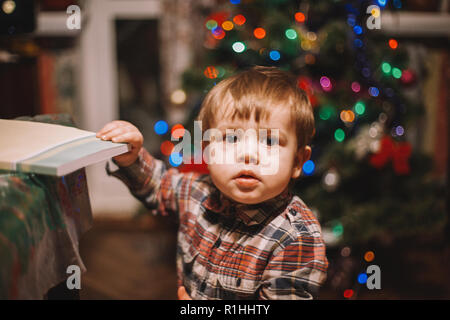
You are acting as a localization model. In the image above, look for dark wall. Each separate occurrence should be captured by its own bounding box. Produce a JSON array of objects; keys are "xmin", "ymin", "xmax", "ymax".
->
[{"xmin": 0, "ymin": 58, "xmax": 39, "ymax": 119}]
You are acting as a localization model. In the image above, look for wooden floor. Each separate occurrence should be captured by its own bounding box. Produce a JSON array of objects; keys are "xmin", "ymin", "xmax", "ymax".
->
[
  {"xmin": 79, "ymin": 216, "xmax": 178, "ymax": 300},
  {"xmin": 78, "ymin": 215, "xmax": 450, "ymax": 300}
]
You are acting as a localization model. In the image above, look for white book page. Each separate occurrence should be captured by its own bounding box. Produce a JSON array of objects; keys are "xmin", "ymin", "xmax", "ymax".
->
[{"xmin": 0, "ymin": 119, "xmax": 95, "ymax": 168}]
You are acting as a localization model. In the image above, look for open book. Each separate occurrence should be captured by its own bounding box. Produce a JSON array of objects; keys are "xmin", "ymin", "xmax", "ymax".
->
[{"xmin": 0, "ymin": 119, "xmax": 131, "ymax": 176}]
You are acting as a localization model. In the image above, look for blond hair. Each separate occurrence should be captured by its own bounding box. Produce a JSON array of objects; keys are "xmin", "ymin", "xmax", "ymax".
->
[{"xmin": 197, "ymin": 66, "xmax": 315, "ymax": 148}]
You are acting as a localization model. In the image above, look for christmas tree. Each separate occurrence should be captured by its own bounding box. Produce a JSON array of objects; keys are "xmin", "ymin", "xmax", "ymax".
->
[{"xmin": 179, "ymin": 0, "xmax": 446, "ymax": 246}]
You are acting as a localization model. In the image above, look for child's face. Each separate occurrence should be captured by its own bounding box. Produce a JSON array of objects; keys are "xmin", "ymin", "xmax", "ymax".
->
[{"xmin": 207, "ymin": 105, "xmax": 311, "ymax": 205}]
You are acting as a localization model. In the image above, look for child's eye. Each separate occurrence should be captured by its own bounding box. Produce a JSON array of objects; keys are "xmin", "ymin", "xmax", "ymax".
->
[
  {"xmin": 261, "ymin": 135, "xmax": 279, "ymax": 146},
  {"xmin": 225, "ymin": 134, "xmax": 239, "ymax": 143}
]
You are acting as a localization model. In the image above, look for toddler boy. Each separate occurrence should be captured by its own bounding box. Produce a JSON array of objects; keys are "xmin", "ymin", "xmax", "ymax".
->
[{"xmin": 97, "ymin": 66, "xmax": 328, "ymax": 299}]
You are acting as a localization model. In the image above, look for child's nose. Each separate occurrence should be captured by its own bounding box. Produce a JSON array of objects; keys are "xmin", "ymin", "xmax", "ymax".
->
[{"xmin": 237, "ymin": 139, "xmax": 259, "ymax": 165}]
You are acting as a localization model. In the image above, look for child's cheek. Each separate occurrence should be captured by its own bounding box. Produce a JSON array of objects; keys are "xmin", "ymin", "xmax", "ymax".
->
[
  {"xmin": 203, "ymin": 141, "xmax": 224, "ymax": 164},
  {"xmin": 259, "ymin": 146, "xmax": 281, "ymax": 176}
]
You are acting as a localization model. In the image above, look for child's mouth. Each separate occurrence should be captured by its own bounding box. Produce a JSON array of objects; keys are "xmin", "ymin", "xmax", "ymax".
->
[{"xmin": 234, "ymin": 172, "xmax": 260, "ymax": 187}]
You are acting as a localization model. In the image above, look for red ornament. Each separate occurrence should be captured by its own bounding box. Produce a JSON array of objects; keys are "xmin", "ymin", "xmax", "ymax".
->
[
  {"xmin": 297, "ymin": 76, "xmax": 318, "ymax": 107},
  {"xmin": 297, "ymin": 76, "xmax": 311, "ymax": 91},
  {"xmin": 307, "ymin": 93, "xmax": 319, "ymax": 108},
  {"xmin": 369, "ymin": 136, "xmax": 412, "ymax": 175},
  {"xmin": 392, "ymin": 143, "xmax": 413, "ymax": 175}
]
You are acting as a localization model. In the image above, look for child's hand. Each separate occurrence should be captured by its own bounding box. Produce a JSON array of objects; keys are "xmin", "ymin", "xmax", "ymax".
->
[
  {"xmin": 177, "ymin": 286, "xmax": 192, "ymax": 300},
  {"xmin": 96, "ymin": 120, "xmax": 143, "ymax": 167}
]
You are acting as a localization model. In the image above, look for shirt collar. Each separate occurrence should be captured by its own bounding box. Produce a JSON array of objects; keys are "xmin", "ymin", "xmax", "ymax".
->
[{"xmin": 202, "ymin": 185, "xmax": 293, "ymax": 226}]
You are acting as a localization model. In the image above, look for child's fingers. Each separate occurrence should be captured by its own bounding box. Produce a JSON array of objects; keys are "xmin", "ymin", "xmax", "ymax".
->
[
  {"xmin": 96, "ymin": 122, "xmax": 119, "ymax": 137},
  {"xmin": 99, "ymin": 127, "xmax": 126, "ymax": 141},
  {"xmin": 96, "ymin": 121, "xmax": 127, "ymax": 137},
  {"xmin": 177, "ymin": 286, "xmax": 192, "ymax": 300},
  {"xmin": 111, "ymin": 132, "xmax": 142, "ymax": 147},
  {"xmin": 96, "ymin": 128, "xmax": 114, "ymax": 138}
]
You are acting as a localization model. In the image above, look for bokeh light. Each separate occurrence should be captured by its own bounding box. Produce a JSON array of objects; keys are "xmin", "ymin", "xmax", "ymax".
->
[
  {"xmin": 306, "ymin": 32, "xmax": 317, "ymax": 41},
  {"xmin": 269, "ymin": 50, "xmax": 280, "ymax": 61},
  {"xmin": 2, "ymin": 0, "xmax": 16, "ymax": 14},
  {"xmin": 353, "ymin": 25, "xmax": 363, "ymax": 35},
  {"xmin": 232, "ymin": 41, "xmax": 246, "ymax": 53},
  {"xmin": 233, "ymin": 14, "xmax": 246, "ymax": 26},
  {"xmin": 304, "ymin": 54, "xmax": 316, "ymax": 64},
  {"xmin": 204, "ymin": 66, "xmax": 218, "ymax": 79},
  {"xmin": 364, "ymin": 251, "xmax": 375, "ymax": 262},
  {"xmin": 295, "ymin": 12, "xmax": 305, "ymax": 23},
  {"xmin": 169, "ymin": 152, "xmax": 183, "ymax": 167},
  {"xmin": 340, "ymin": 110, "xmax": 355, "ymax": 123},
  {"xmin": 354, "ymin": 101, "xmax": 366, "ymax": 115},
  {"xmin": 358, "ymin": 273, "xmax": 368, "ymax": 284},
  {"xmin": 332, "ymin": 222, "xmax": 344, "ymax": 237},
  {"xmin": 392, "ymin": 67, "xmax": 402, "ymax": 79},
  {"xmin": 170, "ymin": 89, "xmax": 186, "ymax": 104},
  {"xmin": 216, "ymin": 66, "xmax": 226, "ymax": 78},
  {"xmin": 320, "ymin": 76, "xmax": 331, "ymax": 89},
  {"xmin": 319, "ymin": 105, "xmax": 334, "ymax": 120},
  {"xmin": 389, "ymin": 39, "xmax": 398, "ymax": 49},
  {"xmin": 335, "ymin": 129, "xmax": 345, "ymax": 142},
  {"xmin": 324, "ymin": 170, "xmax": 339, "ymax": 189},
  {"xmin": 253, "ymin": 27, "xmax": 266, "ymax": 39},
  {"xmin": 212, "ymin": 27, "xmax": 225, "ymax": 39},
  {"xmin": 301, "ymin": 40, "xmax": 312, "ymax": 51},
  {"xmin": 362, "ymin": 67, "xmax": 371, "ymax": 78},
  {"xmin": 371, "ymin": 7, "xmax": 380, "ymax": 17},
  {"xmin": 154, "ymin": 120, "xmax": 168, "ymax": 135},
  {"xmin": 401, "ymin": 69, "xmax": 414, "ymax": 84},
  {"xmin": 354, "ymin": 39, "xmax": 363, "ymax": 48},
  {"xmin": 205, "ymin": 20, "xmax": 217, "ymax": 30},
  {"xmin": 303, "ymin": 160, "xmax": 315, "ymax": 175},
  {"xmin": 222, "ymin": 21, "xmax": 234, "ymax": 31},
  {"xmin": 395, "ymin": 125, "xmax": 405, "ymax": 136},
  {"xmin": 369, "ymin": 87, "xmax": 379, "ymax": 97},
  {"xmin": 341, "ymin": 246, "xmax": 351, "ymax": 257},
  {"xmin": 347, "ymin": 15, "xmax": 356, "ymax": 27},
  {"xmin": 382, "ymin": 62, "xmax": 392, "ymax": 74},
  {"xmin": 351, "ymin": 81, "xmax": 361, "ymax": 93},
  {"xmin": 285, "ymin": 29, "xmax": 297, "ymax": 39},
  {"xmin": 171, "ymin": 124, "xmax": 185, "ymax": 139},
  {"xmin": 343, "ymin": 289, "xmax": 354, "ymax": 299},
  {"xmin": 160, "ymin": 141, "xmax": 174, "ymax": 156}
]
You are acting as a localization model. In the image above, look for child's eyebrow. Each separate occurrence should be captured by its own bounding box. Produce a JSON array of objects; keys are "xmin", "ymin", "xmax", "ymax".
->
[{"xmin": 216, "ymin": 125, "xmax": 288, "ymax": 139}]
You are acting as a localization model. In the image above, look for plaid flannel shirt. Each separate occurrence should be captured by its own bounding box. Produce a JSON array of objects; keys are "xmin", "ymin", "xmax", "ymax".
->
[{"xmin": 106, "ymin": 148, "xmax": 328, "ymax": 300}]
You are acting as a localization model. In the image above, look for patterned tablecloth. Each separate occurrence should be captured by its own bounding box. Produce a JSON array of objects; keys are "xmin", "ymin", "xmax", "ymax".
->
[{"xmin": 0, "ymin": 114, "xmax": 93, "ymax": 299}]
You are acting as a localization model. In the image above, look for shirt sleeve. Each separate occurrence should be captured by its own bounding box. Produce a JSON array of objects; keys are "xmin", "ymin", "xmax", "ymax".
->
[
  {"xmin": 258, "ymin": 231, "xmax": 328, "ymax": 300},
  {"xmin": 105, "ymin": 147, "xmax": 200, "ymax": 219}
]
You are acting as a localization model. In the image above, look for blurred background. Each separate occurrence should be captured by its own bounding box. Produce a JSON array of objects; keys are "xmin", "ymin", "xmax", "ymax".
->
[{"xmin": 0, "ymin": 0, "xmax": 448, "ymax": 299}]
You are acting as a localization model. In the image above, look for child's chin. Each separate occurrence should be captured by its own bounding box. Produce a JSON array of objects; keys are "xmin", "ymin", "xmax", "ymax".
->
[{"xmin": 228, "ymin": 192, "xmax": 264, "ymax": 205}]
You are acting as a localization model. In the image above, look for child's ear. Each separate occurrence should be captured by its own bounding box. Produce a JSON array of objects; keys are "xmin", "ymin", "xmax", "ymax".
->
[{"xmin": 291, "ymin": 146, "xmax": 311, "ymax": 179}]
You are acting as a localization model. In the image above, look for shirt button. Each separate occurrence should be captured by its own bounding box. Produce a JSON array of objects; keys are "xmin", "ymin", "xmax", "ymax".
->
[
  {"xmin": 236, "ymin": 278, "xmax": 241, "ymax": 287},
  {"xmin": 289, "ymin": 208, "xmax": 297, "ymax": 216},
  {"xmin": 214, "ymin": 238, "xmax": 221, "ymax": 248}
]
